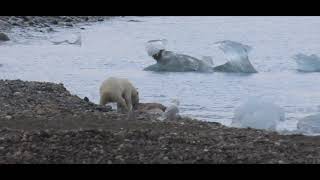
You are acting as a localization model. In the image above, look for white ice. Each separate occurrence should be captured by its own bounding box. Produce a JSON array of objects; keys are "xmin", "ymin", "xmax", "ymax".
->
[
  {"xmin": 214, "ymin": 40, "xmax": 257, "ymax": 73},
  {"xmin": 158, "ymin": 99, "xmax": 180, "ymax": 121},
  {"xmin": 215, "ymin": 40, "xmax": 252, "ymax": 62},
  {"xmin": 232, "ymin": 98, "xmax": 285, "ymax": 131},
  {"xmin": 145, "ymin": 39, "xmax": 168, "ymax": 56},
  {"xmin": 293, "ymin": 53, "xmax": 320, "ymax": 72},
  {"xmin": 50, "ymin": 33, "xmax": 82, "ymax": 46},
  {"xmin": 297, "ymin": 113, "xmax": 320, "ymax": 135},
  {"xmin": 201, "ymin": 56, "xmax": 214, "ymax": 66}
]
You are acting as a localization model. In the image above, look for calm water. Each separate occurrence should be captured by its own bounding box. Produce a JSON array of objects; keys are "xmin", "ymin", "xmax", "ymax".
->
[{"xmin": 1, "ymin": 16, "xmax": 320, "ymax": 131}]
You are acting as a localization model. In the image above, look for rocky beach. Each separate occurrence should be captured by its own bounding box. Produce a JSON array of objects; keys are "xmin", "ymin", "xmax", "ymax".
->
[
  {"xmin": 1, "ymin": 80, "xmax": 320, "ymax": 164},
  {"xmin": 1, "ymin": 16, "xmax": 320, "ymax": 164}
]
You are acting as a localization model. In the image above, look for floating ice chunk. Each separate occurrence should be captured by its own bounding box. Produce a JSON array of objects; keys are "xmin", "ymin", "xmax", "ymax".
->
[
  {"xmin": 213, "ymin": 40, "xmax": 257, "ymax": 73},
  {"xmin": 51, "ymin": 33, "xmax": 82, "ymax": 46},
  {"xmin": 144, "ymin": 39, "xmax": 214, "ymax": 72},
  {"xmin": 215, "ymin": 40, "xmax": 252, "ymax": 61},
  {"xmin": 144, "ymin": 51, "xmax": 212, "ymax": 72},
  {"xmin": 293, "ymin": 53, "xmax": 320, "ymax": 72},
  {"xmin": 297, "ymin": 113, "xmax": 320, "ymax": 135},
  {"xmin": 232, "ymin": 98, "xmax": 285, "ymax": 131},
  {"xmin": 145, "ymin": 39, "xmax": 168, "ymax": 57},
  {"xmin": 158, "ymin": 99, "xmax": 180, "ymax": 121}
]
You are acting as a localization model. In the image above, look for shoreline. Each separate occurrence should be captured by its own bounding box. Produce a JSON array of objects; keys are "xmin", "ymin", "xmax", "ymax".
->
[
  {"xmin": 1, "ymin": 79, "xmax": 320, "ymax": 163},
  {"xmin": 1, "ymin": 17, "xmax": 320, "ymax": 163}
]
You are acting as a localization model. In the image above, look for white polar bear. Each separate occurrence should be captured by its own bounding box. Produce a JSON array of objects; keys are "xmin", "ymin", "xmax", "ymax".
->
[{"xmin": 99, "ymin": 77, "xmax": 139, "ymax": 113}]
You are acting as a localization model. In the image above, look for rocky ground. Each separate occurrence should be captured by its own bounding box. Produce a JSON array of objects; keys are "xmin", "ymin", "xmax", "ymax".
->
[
  {"xmin": 1, "ymin": 80, "xmax": 320, "ymax": 164},
  {"xmin": 0, "ymin": 16, "xmax": 114, "ymax": 41}
]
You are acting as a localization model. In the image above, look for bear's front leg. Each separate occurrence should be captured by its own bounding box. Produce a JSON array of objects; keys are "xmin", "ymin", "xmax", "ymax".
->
[
  {"xmin": 99, "ymin": 93, "xmax": 109, "ymax": 106},
  {"xmin": 116, "ymin": 97, "xmax": 129, "ymax": 113},
  {"xmin": 124, "ymin": 91, "xmax": 133, "ymax": 112}
]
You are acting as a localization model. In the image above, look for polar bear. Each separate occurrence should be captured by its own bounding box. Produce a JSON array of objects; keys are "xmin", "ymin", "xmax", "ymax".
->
[{"xmin": 99, "ymin": 77, "xmax": 139, "ymax": 113}]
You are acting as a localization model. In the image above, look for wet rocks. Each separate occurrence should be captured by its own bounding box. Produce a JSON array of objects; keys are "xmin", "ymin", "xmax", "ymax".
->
[
  {"xmin": 136, "ymin": 103, "xmax": 166, "ymax": 114},
  {"xmin": 0, "ymin": 32, "xmax": 9, "ymax": 41},
  {"xmin": 51, "ymin": 20, "xmax": 58, "ymax": 25},
  {"xmin": 0, "ymin": 19, "xmax": 12, "ymax": 32},
  {"xmin": 84, "ymin": 97, "xmax": 90, "ymax": 102}
]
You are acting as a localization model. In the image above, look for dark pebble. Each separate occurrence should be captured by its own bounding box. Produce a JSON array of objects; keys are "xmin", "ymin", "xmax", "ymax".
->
[
  {"xmin": 0, "ymin": 32, "xmax": 10, "ymax": 41},
  {"xmin": 66, "ymin": 23, "xmax": 73, "ymax": 27},
  {"xmin": 51, "ymin": 20, "xmax": 58, "ymax": 25}
]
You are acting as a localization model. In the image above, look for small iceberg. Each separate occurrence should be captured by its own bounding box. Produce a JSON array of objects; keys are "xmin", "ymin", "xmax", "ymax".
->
[
  {"xmin": 144, "ymin": 39, "xmax": 214, "ymax": 72},
  {"xmin": 213, "ymin": 40, "xmax": 258, "ymax": 73},
  {"xmin": 293, "ymin": 53, "xmax": 320, "ymax": 72},
  {"xmin": 232, "ymin": 98, "xmax": 285, "ymax": 131},
  {"xmin": 144, "ymin": 39, "xmax": 257, "ymax": 73},
  {"xmin": 158, "ymin": 99, "xmax": 180, "ymax": 121},
  {"xmin": 297, "ymin": 113, "xmax": 320, "ymax": 135}
]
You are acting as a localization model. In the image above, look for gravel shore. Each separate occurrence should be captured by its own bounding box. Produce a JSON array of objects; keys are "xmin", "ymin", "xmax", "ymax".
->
[{"xmin": 1, "ymin": 80, "xmax": 320, "ymax": 164}]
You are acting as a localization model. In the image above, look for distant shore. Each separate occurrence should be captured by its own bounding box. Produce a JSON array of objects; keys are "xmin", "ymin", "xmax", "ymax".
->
[{"xmin": 0, "ymin": 16, "xmax": 114, "ymax": 41}]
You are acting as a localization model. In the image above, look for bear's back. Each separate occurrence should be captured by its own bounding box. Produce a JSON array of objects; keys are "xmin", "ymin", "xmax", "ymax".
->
[{"xmin": 100, "ymin": 77, "xmax": 133, "ymax": 94}]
